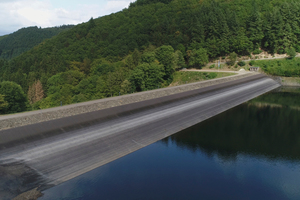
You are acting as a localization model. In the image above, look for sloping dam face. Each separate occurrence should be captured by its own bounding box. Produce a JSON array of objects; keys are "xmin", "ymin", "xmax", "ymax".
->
[{"xmin": 0, "ymin": 74, "xmax": 280, "ymax": 199}]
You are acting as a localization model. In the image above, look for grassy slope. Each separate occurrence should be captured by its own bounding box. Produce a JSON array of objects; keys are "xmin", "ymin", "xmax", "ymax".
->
[{"xmin": 170, "ymin": 71, "xmax": 235, "ymax": 86}]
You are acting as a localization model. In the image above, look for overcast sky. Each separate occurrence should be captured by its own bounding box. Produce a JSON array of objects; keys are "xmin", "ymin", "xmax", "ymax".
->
[{"xmin": 0, "ymin": 0, "xmax": 135, "ymax": 36}]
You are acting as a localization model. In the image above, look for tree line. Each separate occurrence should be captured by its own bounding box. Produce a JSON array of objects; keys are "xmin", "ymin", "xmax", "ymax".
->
[
  {"xmin": 0, "ymin": 25, "xmax": 74, "ymax": 60},
  {"xmin": 1, "ymin": 0, "xmax": 300, "ymax": 114}
]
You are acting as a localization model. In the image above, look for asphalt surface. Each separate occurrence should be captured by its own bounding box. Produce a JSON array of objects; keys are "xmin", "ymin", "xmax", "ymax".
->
[{"xmin": 0, "ymin": 75, "xmax": 280, "ymax": 199}]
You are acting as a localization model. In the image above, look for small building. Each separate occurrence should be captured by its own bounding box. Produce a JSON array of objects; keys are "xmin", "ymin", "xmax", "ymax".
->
[{"xmin": 249, "ymin": 67, "xmax": 260, "ymax": 72}]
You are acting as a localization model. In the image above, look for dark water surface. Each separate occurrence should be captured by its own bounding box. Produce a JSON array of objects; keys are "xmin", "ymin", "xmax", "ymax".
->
[{"xmin": 40, "ymin": 88, "xmax": 300, "ymax": 200}]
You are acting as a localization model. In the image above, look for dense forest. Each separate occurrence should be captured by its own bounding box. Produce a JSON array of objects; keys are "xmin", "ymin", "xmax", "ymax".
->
[
  {"xmin": 0, "ymin": 0, "xmax": 300, "ymax": 114},
  {"xmin": 0, "ymin": 25, "xmax": 74, "ymax": 60}
]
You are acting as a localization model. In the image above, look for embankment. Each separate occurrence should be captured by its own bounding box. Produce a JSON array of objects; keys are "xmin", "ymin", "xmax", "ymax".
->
[
  {"xmin": 0, "ymin": 72, "xmax": 253, "ymax": 131},
  {"xmin": 0, "ymin": 74, "xmax": 280, "ymax": 200}
]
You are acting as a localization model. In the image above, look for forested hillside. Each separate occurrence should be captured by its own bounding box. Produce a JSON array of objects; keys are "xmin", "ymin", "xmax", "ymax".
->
[
  {"xmin": 0, "ymin": 35, "xmax": 8, "ymax": 42},
  {"xmin": 0, "ymin": 0, "xmax": 300, "ymax": 114},
  {"xmin": 0, "ymin": 25, "xmax": 74, "ymax": 60}
]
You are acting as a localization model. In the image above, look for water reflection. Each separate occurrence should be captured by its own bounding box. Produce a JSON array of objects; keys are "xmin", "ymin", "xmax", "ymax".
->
[
  {"xmin": 167, "ymin": 89, "xmax": 300, "ymax": 161},
  {"xmin": 39, "ymin": 87, "xmax": 300, "ymax": 200}
]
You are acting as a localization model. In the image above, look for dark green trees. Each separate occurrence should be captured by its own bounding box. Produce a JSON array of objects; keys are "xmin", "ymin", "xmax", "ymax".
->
[
  {"xmin": 130, "ymin": 63, "xmax": 165, "ymax": 91},
  {"xmin": 0, "ymin": 25, "xmax": 74, "ymax": 60},
  {"xmin": 0, "ymin": 94, "xmax": 8, "ymax": 113},
  {"xmin": 247, "ymin": 2, "xmax": 264, "ymax": 49},
  {"xmin": 287, "ymin": 47, "xmax": 296, "ymax": 58},
  {"xmin": 155, "ymin": 45, "xmax": 175, "ymax": 81},
  {"xmin": 188, "ymin": 48, "xmax": 209, "ymax": 68},
  {"xmin": 0, "ymin": 81, "xmax": 27, "ymax": 114},
  {"xmin": 1, "ymin": 0, "xmax": 300, "ymax": 114}
]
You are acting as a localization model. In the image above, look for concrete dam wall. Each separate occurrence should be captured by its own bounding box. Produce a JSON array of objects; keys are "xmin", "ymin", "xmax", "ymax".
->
[{"xmin": 0, "ymin": 74, "xmax": 280, "ymax": 199}]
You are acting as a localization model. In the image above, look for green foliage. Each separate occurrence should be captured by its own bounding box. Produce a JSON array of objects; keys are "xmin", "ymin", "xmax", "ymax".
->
[
  {"xmin": 0, "ymin": 25, "xmax": 74, "ymax": 60},
  {"xmin": 174, "ymin": 50, "xmax": 186, "ymax": 69},
  {"xmin": 176, "ymin": 44, "xmax": 186, "ymax": 56},
  {"xmin": 249, "ymin": 60, "xmax": 256, "ymax": 66},
  {"xmin": 238, "ymin": 61, "xmax": 246, "ymax": 66},
  {"xmin": 256, "ymin": 58, "xmax": 300, "ymax": 77},
  {"xmin": 130, "ymin": 0, "xmax": 172, "ymax": 7},
  {"xmin": 1, "ymin": 0, "xmax": 300, "ymax": 113},
  {"xmin": 91, "ymin": 62, "xmax": 114, "ymax": 76},
  {"xmin": 208, "ymin": 72, "xmax": 218, "ymax": 79},
  {"xmin": 0, "ymin": 81, "xmax": 27, "ymax": 114},
  {"xmin": 1, "ymin": 0, "xmax": 300, "ymax": 89},
  {"xmin": 120, "ymin": 80, "xmax": 132, "ymax": 94},
  {"xmin": 47, "ymin": 70, "xmax": 85, "ymax": 91},
  {"xmin": 172, "ymin": 71, "xmax": 234, "ymax": 85},
  {"xmin": 188, "ymin": 48, "xmax": 208, "ymax": 68},
  {"xmin": 141, "ymin": 52, "xmax": 156, "ymax": 63},
  {"xmin": 287, "ymin": 47, "xmax": 296, "ymax": 58},
  {"xmin": 253, "ymin": 49, "xmax": 263, "ymax": 55},
  {"xmin": 0, "ymin": 94, "xmax": 8, "ymax": 113},
  {"xmin": 74, "ymin": 75, "xmax": 99, "ymax": 100},
  {"xmin": 228, "ymin": 52, "xmax": 237, "ymax": 66},
  {"xmin": 155, "ymin": 45, "xmax": 175, "ymax": 80},
  {"xmin": 129, "ymin": 63, "xmax": 165, "ymax": 91}
]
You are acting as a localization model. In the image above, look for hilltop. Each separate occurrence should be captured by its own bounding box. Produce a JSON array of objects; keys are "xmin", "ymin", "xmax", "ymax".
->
[
  {"xmin": 0, "ymin": 0, "xmax": 300, "ymax": 114},
  {"xmin": 0, "ymin": 25, "xmax": 74, "ymax": 60}
]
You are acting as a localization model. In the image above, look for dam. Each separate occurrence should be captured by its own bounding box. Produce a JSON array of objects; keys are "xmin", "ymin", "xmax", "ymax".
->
[{"xmin": 0, "ymin": 73, "xmax": 280, "ymax": 199}]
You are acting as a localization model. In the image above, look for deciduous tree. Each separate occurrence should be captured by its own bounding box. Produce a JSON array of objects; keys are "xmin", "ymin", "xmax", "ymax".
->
[{"xmin": 0, "ymin": 81, "xmax": 27, "ymax": 114}]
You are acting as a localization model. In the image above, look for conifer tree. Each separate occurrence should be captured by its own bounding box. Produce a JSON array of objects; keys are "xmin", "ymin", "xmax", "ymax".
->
[{"xmin": 247, "ymin": 2, "xmax": 264, "ymax": 49}]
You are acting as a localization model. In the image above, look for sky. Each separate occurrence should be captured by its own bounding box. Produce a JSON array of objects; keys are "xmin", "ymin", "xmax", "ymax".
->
[{"xmin": 0, "ymin": 0, "xmax": 135, "ymax": 36}]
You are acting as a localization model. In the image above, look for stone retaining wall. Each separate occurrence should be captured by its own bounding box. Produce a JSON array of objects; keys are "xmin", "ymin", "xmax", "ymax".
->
[
  {"xmin": 0, "ymin": 73, "xmax": 254, "ymax": 131},
  {"xmin": 281, "ymin": 77, "xmax": 300, "ymax": 86}
]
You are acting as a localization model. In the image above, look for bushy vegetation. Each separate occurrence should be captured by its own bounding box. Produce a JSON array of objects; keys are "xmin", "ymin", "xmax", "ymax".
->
[
  {"xmin": 228, "ymin": 52, "xmax": 237, "ymax": 66},
  {"xmin": 238, "ymin": 61, "xmax": 246, "ymax": 66},
  {"xmin": 172, "ymin": 71, "xmax": 234, "ymax": 85},
  {"xmin": 249, "ymin": 60, "xmax": 256, "ymax": 66},
  {"xmin": 256, "ymin": 58, "xmax": 300, "ymax": 77},
  {"xmin": 0, "ymin": 81, "xmax": 28, "ymax": 114},
  {"xmin": 1, "ymin": 0, "xmax": 300, "ymax": 114},
  {"xmin": 253, "ymin": 49, "xmax": 263, "ymax": 55}
]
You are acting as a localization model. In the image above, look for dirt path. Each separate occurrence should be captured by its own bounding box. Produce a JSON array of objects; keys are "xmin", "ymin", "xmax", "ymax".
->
[{"xmin": 182, "ymin": 69, "xmax": 254, "ymax": 74}]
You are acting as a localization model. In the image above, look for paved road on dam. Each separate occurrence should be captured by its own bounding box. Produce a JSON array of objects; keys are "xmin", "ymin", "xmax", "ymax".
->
[{"xmin": 0, "ymin": 74, "xmax": 280, "ymax": 199}]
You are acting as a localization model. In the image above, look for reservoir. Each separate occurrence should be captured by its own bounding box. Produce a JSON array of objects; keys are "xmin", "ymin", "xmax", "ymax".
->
[{"xmin": 39, "ymin": 87, "xmax": 300, "ymax": 200}]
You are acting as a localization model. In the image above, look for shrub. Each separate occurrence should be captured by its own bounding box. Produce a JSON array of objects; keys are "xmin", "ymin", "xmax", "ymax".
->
[
  {"xmin": 295, "ymin": 45, "xmax": 300, "ymax": 53},
  {"xmin": 234, "ymin": 64, "xmax": 238, "ymax": 68},
  {"xmin": 278, "ymin": 49, "xmax": 285, "ymax": 54},
  {"xmin": 209, "ymin": 64, "xmax": 215, "ymax": 69},
  {"xmin": 253, "ymin": 49, "xmax": 263, "ymax": 54},
  {"xmin": 227, "ymin": 52, "xmax": 237, "ymax": 66},
  {"xmin": 238, "ymin": 61, "xmax": 246, "ymax": 66},
  {"xmin": 287, "ymin": 47, "xmax": 296, "ymax": 58},
  {"xmin": 208, "ymin": 72, "xmax": 217, "ymax": 79},
  {"xmin": 249, "ymin": 60, "xmax": 256, "ymax": 66}
]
